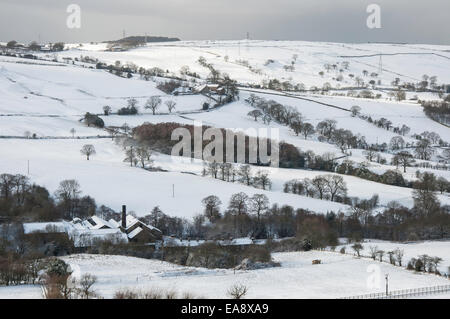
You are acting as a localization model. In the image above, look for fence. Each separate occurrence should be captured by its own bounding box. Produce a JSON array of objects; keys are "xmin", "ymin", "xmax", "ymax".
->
[{"xmin": 341, "ymin": 284, "xmax": 450, "ymax": 299}]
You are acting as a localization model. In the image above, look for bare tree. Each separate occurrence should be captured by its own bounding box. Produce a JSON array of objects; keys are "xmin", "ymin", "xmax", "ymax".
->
[
  {"xmin": 145, "ymin": 96, "xmax": 162, "ymax": 115},
  {"xmin": 325, "ymin": 175, "xmax": 347, "ymax": 202},
  {"xmin": 392, "ymin": 151, "xmax": 414, "ymax": 173},
  {"xmin": 201, "ymin": 195, "xmax": 222, "ymax": 222},
  {"xmin": 103, "ymin": 105, "xmax": 112, "ymax": 116},
  {"xmin": 301, "ymin": 123, "xmax": 315, "ymax": 140},
  {"xmin": 80, "ymin": 144, "xmax": 96, "ymax": 160},
  {"xmin": 311, "ymin": 176, "xmax": 328, "ymax": 200},
  {"xmin": 227, "ymin": 284, "xmax": 248, "ymax": 299},
  {"xmin": 238, "ymin": 165, "xmax": 252, "ymax": 186},
  {"xmin": 136, "ymin": 146, "xmax": 153, "ymax": 168},
  {"xmin": 350, "ymin": 105, "xmax": 361, "ymax": 117},
  {"xmin": 247, "ymin": 110, "xmax": 263, "ymax": 122},
  {"xmin": 254, "ymin": 170, "xmax": 271, "ymax": 190},
  {"xmin": 390, "ymin": 136, "xmax": 405, "ymax": 150},
  {"xmin": 351, "ymin": 243, "xmax": 363, "ymax": 257},
  {"xmin": 415, "ymin": 139, "xmax": 434, "ymax": 160},
  {"xmin": 249, "ymin": 194, "xmax": 269, "ymax": 221},
  {"xmin": 165, "ymin": 100, "xmax": 176, "ymax": 113},
  {"xmin": 70, "ymin": 128, "xmax": 76, "ymax": 138},
  {"xmin": 228, "ymin": 192, "xmax": 249, "ymax": 216},
  {"xmin": 76, "ymin": 274, "xmax": 97, "ymax": 299},
  {"xmin": 394, "ymin": 248, "xmax": 404, "ymax": 266},
  {"xmin": 369, "ymin": 246, "xmax": 378, "ymax": 260},
  {"xmin": 377, "ymin": 250, "xmax": 385, "ymax": 262},
  {"xmin": 127, "ymin": 98, "xmax": 139, "ymax": 109}
]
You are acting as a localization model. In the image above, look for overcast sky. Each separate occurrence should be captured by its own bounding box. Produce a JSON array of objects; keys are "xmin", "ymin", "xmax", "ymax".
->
[{"xmin": 0, "ymin": 0, "xmax": 449, "ymax": 44}]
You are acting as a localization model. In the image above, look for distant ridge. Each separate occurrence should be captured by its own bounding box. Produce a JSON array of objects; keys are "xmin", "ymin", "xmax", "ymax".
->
[{"xmin": 107, "ymin": 35, "xmax": 180, "ymax": 45}]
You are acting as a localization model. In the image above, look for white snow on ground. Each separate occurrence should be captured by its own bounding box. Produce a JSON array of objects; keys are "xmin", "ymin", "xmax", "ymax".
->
[
  {"xmin": 153, "ymin": 153, "xmax": 450, "ymax": 209},
  {"xmin": 301, "ymin": 94, "xmax": 450, "ymax": 142},
  {"xmin": 0, "ymin": 46, "xmax": 449, "ymax": 219},
  {"xmin": 3, "ymin": 137, "xmax": 448, "ymax": 218},
  {"xmin": 53, "ymin": 252, "xmax": 450, "ymax": 299},
  {"xmin": 0, "ymin": 285, "xmax": 42, "ymax": 299},
  {"xmin": 54, "ymin": 41, "xmax": 450, "ymax": 88},
  {"xmin": 336, "ymin": 239, "xmax": 450, "ymax": 274},
  {"xmin": 0, "ymin": 139, "xmax": 348, "ymax": 218}
]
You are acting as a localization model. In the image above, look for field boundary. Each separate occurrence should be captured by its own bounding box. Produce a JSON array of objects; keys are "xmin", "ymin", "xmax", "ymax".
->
[{"xmin": 340, "ymin": 284, "xmax": 450, "ymax": 299}]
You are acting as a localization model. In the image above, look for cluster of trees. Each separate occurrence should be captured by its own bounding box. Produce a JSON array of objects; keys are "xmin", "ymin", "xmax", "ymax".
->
[
  {"xmin": 96, "ymin": 60, "xmax": 166, "ymax": 79},
  {"xmin": 41, "ymin": 258, "xmax": 98, "ymax": 299},
  {"xmin": 338, "ymin": 160, "xmax": 410, "ymax": 187},
  {"xmin": 0, "ymin": 174, "xmax": 57, "ymax": 221},
  {"xmin": 407, "ymin": 255, "xmax": 444, "ymax": 275},
  {"xmin": 156, "ymin": 80, "xmax": 182, "ymax": 94},
  {"xmin": 0, "ymin": 173, "xmax": 99, "ymax": 222},
  {"xmin": 136, "ymin": 193, "xmax": 338, "ymax": 248},
  {"xmin": 194, "ymin": 193, "xmax": 338, "ymax": 245},
  {"xmin": 245, "ymin": 94, "xmax": 302, "ymax": 127},
  {"xmin": 0, "ymin": 248, "xmax": 42, "ymax": 286},
  {"xmin": 422, "ymin": 96, "xmax": 450, "ymax": 126},
  {"xmin": 283, "ymin": 175, "xmax": 347, "ymax": 203},
  {"xmin": 260, "ymin": 78, "xmax": 306, "ymax": 92},
  {"xmin": 391, "ymin": 74, "xmax": 444, "ymax": 92},
  {"xmin": 4, "ymin": 40, "xmax": 64, "ymax": 52},
  {"xmin": 202, "ymin": 163, "xmax": 271, "ymax": 190},
  {"xmin": 365, "ymin": 246, "xmax": 406, "ymax": 266},
  {"xmin": 116, "ymin": 97, "xmax": 177, "ymax": 116},
  {"xmin": 245, "ymin": 95, "xmax": 367, "ymax": 153},
  {"xmin": 131, "ymin": 122, "xmax": 303, "ymax": 168},
  {"xmin": 116, "ymin": 137, "xmax": 154, "ymax": 168}
]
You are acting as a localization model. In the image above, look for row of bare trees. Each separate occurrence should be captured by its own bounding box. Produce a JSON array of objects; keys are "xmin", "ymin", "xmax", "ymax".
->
[
  {"xmin": 202, "ymin": 163, "xmax": 271, "ymax": 190},
  {"xmin": 283, "ymin": 174, "xmax": 347, "ymax": 203}
]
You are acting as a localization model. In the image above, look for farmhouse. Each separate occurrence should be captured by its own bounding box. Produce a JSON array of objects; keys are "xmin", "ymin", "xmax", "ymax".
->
[
  {"xmin": 109, "ymin": 44, "xmax": 125, "ymax": 52},
  {"xmin": 23, "ymin": 206, "xmax": 162, "ymax": 248},
  {"xmin": 194, "ymin": 84, "xmax": 225, "ymax": 95}
]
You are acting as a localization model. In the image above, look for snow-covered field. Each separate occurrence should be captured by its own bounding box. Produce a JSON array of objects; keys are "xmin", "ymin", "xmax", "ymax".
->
[
  {"xmin": 0, "ymin": 138, "xmax": 349, "ymax": 217},
  {"xmin": 1, "ymin": 40, "xmax": 450, "ymax": 217},
  {"xmin": 1, "ymin": 40, "xmax": 450, "ymax": 299},
  {"xmin": 3, "ymin": 251, "xmax": 445, "ymax": 299},
  {"xmin": 57, "ymin": 41, "xmax": 450, "ymax": 88}
]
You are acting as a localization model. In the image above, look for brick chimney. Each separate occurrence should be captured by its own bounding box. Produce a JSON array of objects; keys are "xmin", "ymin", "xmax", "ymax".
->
[{"xmin": 122, "ymin": 205, "xmax": 127, "ymax": 229}]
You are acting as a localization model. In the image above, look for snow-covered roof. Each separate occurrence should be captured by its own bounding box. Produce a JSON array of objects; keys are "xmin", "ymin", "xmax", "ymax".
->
[
  {"xmin": 23, "ymin": 214, "xmax": 161, "ymax": 246},
  {"xmin": 89, "ymin": 215, "xmax": 116, "ymax": 230},
  {"xmin": 108, "ymin": 219, "xmax": 120, "ymax": 228},
  {"xmin": 219, "ymin": 237, "xmax": 254, "ymax": 246},
  {"xmin": 127, "ymin": 227, "xmax": 143, "ymax": 239}
]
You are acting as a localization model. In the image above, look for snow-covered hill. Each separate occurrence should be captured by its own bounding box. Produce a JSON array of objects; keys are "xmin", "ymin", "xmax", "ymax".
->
[
  {"xmin": 58, "ymin": 40, "xmax": 450, "ymax": 88},
  {"xmin": 1, "ymin": 40, "xmax": 449, "ymax": 218}
]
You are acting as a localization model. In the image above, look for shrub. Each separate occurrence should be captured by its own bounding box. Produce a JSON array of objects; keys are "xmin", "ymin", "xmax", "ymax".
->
[
  {"xmin": 84, "ymin": 113, "xmax": 104, "ymax": 128},
  {"xmin": 117, "ymin": 106, "xmax": 138, "ymax": 115}
]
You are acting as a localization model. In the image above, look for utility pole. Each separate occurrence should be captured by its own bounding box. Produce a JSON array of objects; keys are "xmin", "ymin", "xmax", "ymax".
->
[
  {"xmin": 385, "ymin": 274, "xmax": 389, "ymax": 296},
  {"xmin": 379, "ymin": 54, "xmax": 383, "ymax": 74},
  {"xmin": 27, "ymin": 160, "xmax": 30, "ymax": 175},
  {"xmin": 172, "ymin": 184, "xmax": 175, "ymax": 198}
]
